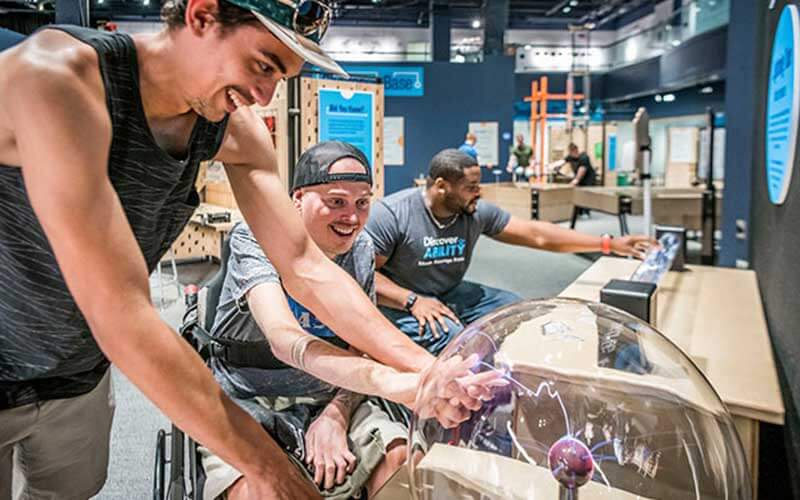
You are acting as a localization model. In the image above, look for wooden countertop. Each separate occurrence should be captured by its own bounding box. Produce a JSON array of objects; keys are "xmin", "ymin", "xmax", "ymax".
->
[
  {"xmin": 559, "ymin": 257, "xmax": 784, "ymax": 425},
  {"xmin": 481, "ymin": 181, "xmax": 574, "ymax": 191}
]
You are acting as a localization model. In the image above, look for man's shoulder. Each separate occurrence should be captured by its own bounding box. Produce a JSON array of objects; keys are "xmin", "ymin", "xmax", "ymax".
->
[
  {"xmin": 2, "ymin": 30, "xmax": 104, "ymax": 109},
  {"xmin": 378, "ymin": 187, "xmax": 420, "ymax": 210},
  {"xmin": 350, "ymin": 230, "xmax": 375, "ymax": 257}
]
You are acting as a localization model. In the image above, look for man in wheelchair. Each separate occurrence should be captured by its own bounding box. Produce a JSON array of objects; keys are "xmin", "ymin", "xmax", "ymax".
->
[{"xmin": 199, "ymin": 142, "xmax": 501, "ymax": 499}]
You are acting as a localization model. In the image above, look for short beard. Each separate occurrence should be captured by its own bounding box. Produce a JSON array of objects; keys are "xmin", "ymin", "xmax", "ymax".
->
[{"xmin": 443, "ymin": 193, "xmax": 473, "ymax": 216}]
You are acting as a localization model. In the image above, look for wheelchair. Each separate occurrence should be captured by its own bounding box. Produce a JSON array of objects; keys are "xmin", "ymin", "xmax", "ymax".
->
[{"xmin": 153, "ymin": 238, "xmax": 230, "ymax": 500}]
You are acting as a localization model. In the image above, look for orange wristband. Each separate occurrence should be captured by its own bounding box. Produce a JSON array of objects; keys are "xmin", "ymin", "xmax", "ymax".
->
[{"xmin": 601, "ymin": 234, "xmax": 612, "ymax": 255}]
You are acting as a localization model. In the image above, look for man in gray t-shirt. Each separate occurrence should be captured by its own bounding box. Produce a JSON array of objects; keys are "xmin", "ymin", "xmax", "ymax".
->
[
  {"xmin": 202, "ymin": 143, "xmax": 415, "ymax": 499},
  {"xmin": 367, "ymin": 149, "xmax": 655, "ymax": 354}
]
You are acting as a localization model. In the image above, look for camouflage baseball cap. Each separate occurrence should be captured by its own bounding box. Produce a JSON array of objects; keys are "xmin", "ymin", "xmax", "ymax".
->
[{"xmin": 224, "ymin": 0, "xmax": 347, "ymax": 77}]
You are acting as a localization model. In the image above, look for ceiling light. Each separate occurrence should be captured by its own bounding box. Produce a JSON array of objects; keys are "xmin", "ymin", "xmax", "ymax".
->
[
  {"xmin": 663, "ymin": 93, "xmax": 676, "ymax": 102},
  {"xmin": 471, "ymin": 19, "xmax": 481, "ymax": 28},
  {"xmin": 654, "ymin": 94, "xmax": 662, "ymax": 102},
  {"xmin": 671, "ymin": 39, "xmax": 681, "ymax": 47},
  {"xmin": 524, "ymin": 44, "xmax": 532, "ymax": 50},
  {"xmin": 700, "ymin": 86, "xmax": 714, "ymax": 94},
  {"xmin": 569, "ymin": 0, "xmax": 579, "ymax": 5},
  {"xmin": 563, "ymin": 6, "xmax": 572, "ymax": 13}
]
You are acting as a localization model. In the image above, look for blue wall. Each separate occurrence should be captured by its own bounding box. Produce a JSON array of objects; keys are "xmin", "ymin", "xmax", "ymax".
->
[
  {"xmin": 345, "ymin": 24, "xmax": 729, "ymax": 195},
  {"xmin": 348, "ymin": 56, "xmax": 517, "ymax": 194}
]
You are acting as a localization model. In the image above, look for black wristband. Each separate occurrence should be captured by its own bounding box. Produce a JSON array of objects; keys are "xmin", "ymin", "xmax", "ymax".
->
[{"xmin": 404, "ymin": 292, "xmax": 418, "ymax": 311}]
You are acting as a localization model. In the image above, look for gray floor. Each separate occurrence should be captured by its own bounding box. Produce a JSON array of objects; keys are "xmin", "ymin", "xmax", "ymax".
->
[{"xmin": 94, "ymin": 212, "xmax": 644, "ymax": 499}]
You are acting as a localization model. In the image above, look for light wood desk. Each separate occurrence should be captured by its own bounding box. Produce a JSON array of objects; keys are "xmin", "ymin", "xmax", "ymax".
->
[
  {"xmin": 480, "ymin": 182, "xmax": 575, "ymax": 222},
  {"xmin": 571, "ymin": 186, "xmax": 723, "ymax": 235},
  {"xmin": 559, "ymin": 257, "xmax": 784, "ymax": 495}
]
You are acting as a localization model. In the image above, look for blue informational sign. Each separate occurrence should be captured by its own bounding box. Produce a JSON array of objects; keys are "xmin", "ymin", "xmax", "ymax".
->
[
  {"xmin": 343, "ymin": 65, "xmax": 424, "ymax": 97},
  {"xmin": 766, "ymin": 4, "xmax": 800, "ymax": 205},
  {"xmin": 608, "ymin": 135, "xmax": 617, "ymax": 172},
  {"xmin": 318, "ymin": 89, "xmax": 374, "ymax": 168}
]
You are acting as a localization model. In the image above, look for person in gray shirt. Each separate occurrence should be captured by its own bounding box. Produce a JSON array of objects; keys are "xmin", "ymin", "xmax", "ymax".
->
[
  {"xmin": 202, "ymin": 142, "xmax": 502, "ymax": 500},
  {"xmin": 367, "ymin": 148, "xmax": 655, "ymax": 354}
]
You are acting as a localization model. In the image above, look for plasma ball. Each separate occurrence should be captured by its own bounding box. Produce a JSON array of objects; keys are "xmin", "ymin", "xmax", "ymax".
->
[{"xmin": 548, "ymin": 437, "xmax": 594, "ymax": 489}]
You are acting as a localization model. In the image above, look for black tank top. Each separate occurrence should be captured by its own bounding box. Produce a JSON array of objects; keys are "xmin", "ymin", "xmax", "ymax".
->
[{"xmin": 0, "ymin": 26, "xmax": 229, "ymax": 409}]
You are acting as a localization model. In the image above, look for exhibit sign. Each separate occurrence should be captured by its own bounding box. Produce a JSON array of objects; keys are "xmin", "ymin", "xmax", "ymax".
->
[
  {"xmin": 766, "ymin": 4, "xmax": 800, "ymax": 205},
  {"xmin": 383, "ymin": 116, "xmax": 404, "ymax": 166},
  {"xmin": 468, "ymin": 121, "xmax": 499, "ymax": 166},
  {"xmin": 608, "ymin": 135, "xmax": 617, "ymax": 171},
  {"xmin": 343, "ymin": 65, "xmax": 424, "ymax": 97},
  {"xmin": 318, "ymin": 89, "xmax": 375, "ymax": 168}
]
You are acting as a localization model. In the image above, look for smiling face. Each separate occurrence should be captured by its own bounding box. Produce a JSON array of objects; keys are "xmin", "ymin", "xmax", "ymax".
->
[
  {"xmin": 180, "ymin": 0, "xmax": 306, "ymax": 121},
  {"xmin": 292, "ymin": 158, "xmax": 372, "ymax": 257}
]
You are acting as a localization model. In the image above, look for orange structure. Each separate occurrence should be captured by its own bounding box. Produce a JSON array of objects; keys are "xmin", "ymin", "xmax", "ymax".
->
[{"xmin": 523, "ymin": 76, "xmax": 584, "ymax": 179}]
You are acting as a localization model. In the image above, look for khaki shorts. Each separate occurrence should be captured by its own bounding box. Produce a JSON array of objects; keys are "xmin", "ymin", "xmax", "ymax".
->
[
  {"xmin": 201, "ymin": 397, "xmax": 408, "ymax": 500},
  {"xmin": 0, "ymin": 370, "xmax": 115, "ymax": 500}
]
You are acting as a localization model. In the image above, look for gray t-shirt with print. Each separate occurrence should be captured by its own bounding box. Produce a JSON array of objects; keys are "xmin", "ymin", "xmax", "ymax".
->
[
  {"xmin": 209, "ymin": 222, "xmax": 376, "ymax": 397},
  {"xmin": 365, "ymin": 187, "xmax": 510, "ymax": 297}
]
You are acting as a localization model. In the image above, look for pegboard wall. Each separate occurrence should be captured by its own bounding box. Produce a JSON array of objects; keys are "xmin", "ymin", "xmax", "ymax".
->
[
  {"xmin": 300, "ymin": 77, "xmax": 385, "ymax": 198},
  {"xmin": 254, "ymin": 79, "xmax": 290, "ymax": 187}
]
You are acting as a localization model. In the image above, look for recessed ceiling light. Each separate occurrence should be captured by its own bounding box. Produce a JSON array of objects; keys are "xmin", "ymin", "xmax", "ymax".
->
[
  {"xmin": 654, "ymin": 95, "xmax": 662, "ymax": 102},
  {"xmin": 569, "ymin": 0, "xmax": 579, "ymax": 6},
  {"xmin": 663, "ymin": 93, "xmax": 676, "ymax": 102},
  {"xmin": 700, "ymin": 86, "xmax": 714, "ymax": 94},
  {"xmin": 563, "ymin": 6, "xmax": 572, "ymax": 13},
  {"xmin": 471, "ymin": 19, "xmax": 481, "ymax": 28}
]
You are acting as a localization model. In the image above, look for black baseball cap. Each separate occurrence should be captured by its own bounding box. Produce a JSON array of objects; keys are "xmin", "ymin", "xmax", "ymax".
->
[{"xmin": 291, "ymin": 141, "xmax": 372, "ymax": 193}]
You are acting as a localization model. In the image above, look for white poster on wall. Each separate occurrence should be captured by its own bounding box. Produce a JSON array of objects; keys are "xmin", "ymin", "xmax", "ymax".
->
[
  {"xmin": 668, "ymin": 127, "xmax": 698, "ymax": 163},
  {"xmin": 620, "ymin": 141, "xmax": 636, "ymax": 172},
  {"xmin": 383, "ymin": 117, "xmax": 404, "ymax": 166},
  {"xmin": 468, "ymin": 121, "xmax": 499, "ymax": 166}
]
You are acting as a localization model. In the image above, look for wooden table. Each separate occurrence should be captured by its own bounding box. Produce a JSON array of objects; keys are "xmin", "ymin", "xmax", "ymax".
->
[
  {"xmin": 169, "ymin": 203, "xmax": 242, "ymax": 261},
  {"xmin": 559, "ymin": 257, "xmax": 784, "ymax": 496},
  {"xmin": 480, "ymin": 182, "xmax": 575, "ymax": 222},
  {"xmin": 571, "ymin": 186, "xmax": 723, "ymax": 235}
]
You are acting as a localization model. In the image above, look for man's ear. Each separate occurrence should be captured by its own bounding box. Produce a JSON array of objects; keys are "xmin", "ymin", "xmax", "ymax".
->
[
  {"xmin": 185, "ymin": 0, "xmax": 219, "ymax": 34},
  {"xmin": 433, "ymin": 177, "xmax": 448, "ymax": 193},
  {"xmin": 291, "ymin": 189, "xmax": 303, "ymax": 210}
]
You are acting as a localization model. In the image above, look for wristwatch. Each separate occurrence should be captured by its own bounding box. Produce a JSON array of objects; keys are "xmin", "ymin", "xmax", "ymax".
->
[
  {"xmin": 404, "ymin": 292, "xmax": 418, "ymax": 311},
  {"xmin": 601, "ymin": 233, "xmax": 613, "ymax": 255}
]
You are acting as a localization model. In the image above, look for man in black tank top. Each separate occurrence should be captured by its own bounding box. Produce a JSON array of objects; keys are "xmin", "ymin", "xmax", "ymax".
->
[{"xmin": 0, "ymin": 1, "xmax": 489, "ymax": 498}]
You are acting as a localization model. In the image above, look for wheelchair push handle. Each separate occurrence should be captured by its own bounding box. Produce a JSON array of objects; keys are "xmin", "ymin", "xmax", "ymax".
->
[{"xmin": 184, "ymin": 284, "xmax": 199, "ymax": 307}]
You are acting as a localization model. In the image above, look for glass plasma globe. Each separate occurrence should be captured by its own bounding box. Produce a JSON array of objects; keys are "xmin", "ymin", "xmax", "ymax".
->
[{"xmin": 408, "ymin": 298, "xmax": 751, "ymax": 500}]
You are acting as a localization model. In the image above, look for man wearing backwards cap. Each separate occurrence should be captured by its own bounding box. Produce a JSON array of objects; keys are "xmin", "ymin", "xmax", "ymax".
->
[
  {"xmin": 200, "ymin": 141, "xmax": 467, "ymax": 499},
  {"xmin": 0, "ymin": 2, "xmax": 482, "ymax": 498}
]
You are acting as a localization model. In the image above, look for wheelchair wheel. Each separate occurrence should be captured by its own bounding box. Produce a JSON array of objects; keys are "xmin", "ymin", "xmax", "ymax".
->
[{"xmin": 153, "ymin": 425, "xmax": 187, "ymax": 500}]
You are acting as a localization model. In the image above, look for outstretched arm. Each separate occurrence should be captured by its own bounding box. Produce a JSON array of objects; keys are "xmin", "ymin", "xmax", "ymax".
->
[
  {"xmin": 248, "ymin": 281, "xmax": 495, "ymax": 426},
  {"xmin": 248, "ymin": 281, "xmax": 419, "ymax": 405},
  {"xmin": 493, "ymin": 216, "xmax": 654, "ymax": 257}
]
